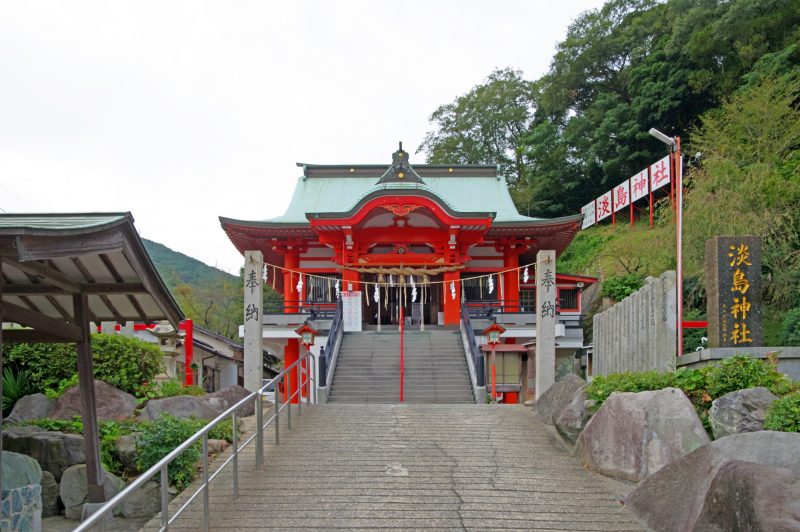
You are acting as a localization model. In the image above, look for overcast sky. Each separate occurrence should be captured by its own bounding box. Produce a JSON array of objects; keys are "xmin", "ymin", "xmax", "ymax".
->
[{"xmin": 1, "ymin": 1, "xmax": 605, "ymax": 275}]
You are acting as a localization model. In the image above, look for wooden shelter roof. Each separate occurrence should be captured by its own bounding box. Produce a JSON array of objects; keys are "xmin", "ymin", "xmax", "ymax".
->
[{"xmin": 0, "ymin": 212, "xmax": 183, "ymax": 342}]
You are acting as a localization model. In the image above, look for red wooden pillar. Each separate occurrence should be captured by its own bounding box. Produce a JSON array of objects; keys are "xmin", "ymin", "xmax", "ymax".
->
[
  {"xmin": 342, "ymin": 268, "xmax": 360, "ymax": 292},
  {"xmin": 443, "ymin": 271, "xmax": 461, "ymax": 325},
  {"xmin": 503, "ymin": 248, "xmax": 520, "ymax": 312},
  {"xmin": 183, "ymin": 319, "xmax": 194, "ymax": 386},
  {"xmin": 284, "ymin": 339, "xmax": 300, "ymax": 404},
  {"xmin": 283, "ymin": 251, "xmax": 299, "ymax": 313}
]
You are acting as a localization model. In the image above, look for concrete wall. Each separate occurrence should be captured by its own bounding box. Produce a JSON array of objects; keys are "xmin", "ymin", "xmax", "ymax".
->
[
  {"xmin": 678, "ymin": 347, "xmax": 800, "ymax": 381},
  {"xmin": 592, "ymin": 271, "xmax": 677, "ymax": 376}
]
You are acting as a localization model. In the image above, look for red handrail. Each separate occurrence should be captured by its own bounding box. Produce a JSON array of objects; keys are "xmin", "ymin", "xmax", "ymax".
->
[{"xmin": 399, "ymin": 306, "xmax": 405, "ymax": 403}]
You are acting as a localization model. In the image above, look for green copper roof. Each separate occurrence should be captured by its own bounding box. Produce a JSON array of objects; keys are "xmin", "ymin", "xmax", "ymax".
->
[
  {"xmin": 265, "ymin": 175, "xmax": 541, "ymax": 224},
  {"xmin": 0, "ymin": 213, "xmax": 130, "ymax": 233}
]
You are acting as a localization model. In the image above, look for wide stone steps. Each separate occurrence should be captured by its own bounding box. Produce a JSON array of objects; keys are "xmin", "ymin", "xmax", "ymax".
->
[
  {"xmin": 329, "ymin": 331, "xmax": 474, "ymax": 404},
  {"xmin": 142, "ymin": 404, "xmax": 643, "ymax": 530}
]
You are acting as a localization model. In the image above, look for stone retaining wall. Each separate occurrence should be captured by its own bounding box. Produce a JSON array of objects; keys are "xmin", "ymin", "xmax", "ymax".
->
[{"xmin": 0, "ymin": 485, "xmax": 42, "ymax": 532}]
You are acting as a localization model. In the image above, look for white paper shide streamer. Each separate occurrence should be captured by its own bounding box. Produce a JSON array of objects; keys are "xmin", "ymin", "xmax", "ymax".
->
[
  {"xmin": 373, "ymin": 283, "xmax": 380, "ymax": 303},
  {"xmin": 410, "ymin": 275, "xmax": 417, "ymax": 303},
  {"xmin": 334, "ymin": 279, "xmax": 340, "ymax": 299},
  {"xmin": 450, "ymin": 281, "xmax": 456, "ymax": 301},
  {"xmin": 296, "ymin": 274, "xmax": 303, "ymax": 295},
  {"xmin": 488, "ymin": 275, "xmax": 494, "ymax": 294},
  {"xmin": 262, "ymin": 264, "xmax": 268, "ymax": 282},
  {"xmin": 523, "ymin": 266, "xmax": 529, "ymax": 284}
]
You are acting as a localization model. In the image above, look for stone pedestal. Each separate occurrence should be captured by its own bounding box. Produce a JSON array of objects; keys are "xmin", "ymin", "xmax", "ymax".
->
[
  {"xmin": 535, "ymin": 250, "xmax": 556, "ymax": 400},
  {"xmin": 243, "ymin": 250, "xmax": 264, "ymax": 392}
]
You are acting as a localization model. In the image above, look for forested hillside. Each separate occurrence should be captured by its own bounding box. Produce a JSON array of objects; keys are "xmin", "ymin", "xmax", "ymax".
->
[
  {"xmin": 143, "ymin": 239, "xmax": 279, "ymax": 339},
  {"xmin": 419, "ymin": 0, "xmax": 800, "ymax": 346}
]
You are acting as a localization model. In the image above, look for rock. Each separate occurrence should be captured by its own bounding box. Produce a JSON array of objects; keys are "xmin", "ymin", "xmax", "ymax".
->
[
  {"xmin": 6, "ymin": 393, "xmax": 54, "ymax": 423},
  {"xmin": 1, "ymin": 451, "xmax": 42, "ymax": 490},
  {"xmin": 39, "ymin": 471, "xmax": 59, "ymax": 518},
  {"xmin": 139, "ymin": 395, "xmax": 224, "ymax": 421},
  {"xmin": 534, "ymin": 374, "xmax": 585, "ymax": 424},
  {"xmin": 114, "ymin": 434, "xmax": 138, "ymax": 474},
  {"xmin": 59, "ymin": 464, "xmax": 125, "ymax": 520},
  {"xmin": 208, "ymin": 385, "xmax": 254, "ymax": 417},
  {"xmin": 3, "ymin": 427, "xmax": 85, "ymax": 481},
  {"xmin": 207, "ymin": 439, "xmax": 229, "ymax": 455},
  {"xmin": 202, "ymin": 397, "xmax": 229, "ymax": 414},
  {"xmin": 626, "ymin": 431, "xmax": 800, "ymax": 531},
  {"xmin": 575, "ymin": 387, "xmax": 710, "ymax": 482},
  {"xmin": 694, "ymin": 460, "xmax": 800, "ymax": 532},
  {"xmin": 51, "ymin": 380, "xmax": 137, "ymax": 421},
  {"xmin": 553, "ymin": 388, "xmax": 592, "ymax": 444},
  {"xmin": 709, "ymin": 386, "xmax": 777, "ymax": 439},
  {"xmin": 120, "ymin": 480, "xmax": 160, "ymax": 518}
]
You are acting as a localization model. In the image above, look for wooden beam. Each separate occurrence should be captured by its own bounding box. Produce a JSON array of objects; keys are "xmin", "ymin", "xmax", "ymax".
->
[
  {"xmin": 0, "ymin": 282, "xmax": 147, "ymax": 296},
  {"xmin": 74, "ymin": 293, "xmax": 105, "ymax": 503},
  {"xmin": 0, "ymin": 301, "xmax": 82, "ymax": 341},
  {"xmin": 2, "ymin": 256, "xmax": 81, "ymax": 293},
  {"xmin": 14, "ymin": 229, "xmax": 124, "ymax": 261}
]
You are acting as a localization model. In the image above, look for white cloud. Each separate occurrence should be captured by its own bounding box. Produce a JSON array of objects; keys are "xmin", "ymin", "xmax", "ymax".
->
[{"xmin": 0, "ymin": 0, "xmax": 604, "ymax": 273}]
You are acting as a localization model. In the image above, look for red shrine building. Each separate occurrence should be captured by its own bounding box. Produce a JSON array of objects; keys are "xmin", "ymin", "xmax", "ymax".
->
[{"xmin": 221, "ymin": 144, "xmax": 595, "ymax": 403}]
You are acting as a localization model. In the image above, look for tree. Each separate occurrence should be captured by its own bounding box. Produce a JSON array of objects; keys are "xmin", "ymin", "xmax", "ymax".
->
[{"xmin": 417, "ymin": 68, "xmax": 536, "ymax": 186}]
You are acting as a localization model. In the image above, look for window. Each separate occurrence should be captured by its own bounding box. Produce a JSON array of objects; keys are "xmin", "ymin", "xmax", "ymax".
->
[
  {"xmin": 307, "ymin": 274, "xmax": 341, "ymax": 303},
  {"xmin": 558, "ymin": 288, "xmax": 579, "ymax": 312},
  {"xmin": 520, "ymin": 289, "xmax": 536, "ymax": 312}
]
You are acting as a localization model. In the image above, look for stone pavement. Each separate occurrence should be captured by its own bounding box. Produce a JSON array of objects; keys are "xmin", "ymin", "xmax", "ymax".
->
[{"xmin": 140, "ymin": 404, "xmax": 643, "ymax": 531}]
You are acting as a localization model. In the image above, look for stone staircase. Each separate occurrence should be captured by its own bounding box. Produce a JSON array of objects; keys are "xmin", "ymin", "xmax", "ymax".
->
[{"xmin": 327, "ymin": 329, "xmax": 474, "ymax": 403}]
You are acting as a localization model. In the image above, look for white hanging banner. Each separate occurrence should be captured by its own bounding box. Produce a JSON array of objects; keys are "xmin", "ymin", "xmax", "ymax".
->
[
  {"xmin": 630, "ymin": 169, "xmax": 649, "ymax": 202},
  {"xmin": 613, "ymin": 180, "xmax": 630, "ymax": 212},
  {"xmin": 596, "ymin": 191, "xmax": 612, "ymax": 221},
  {"xmin": 581, "ymin": 200, "xmax": 596, "ymax": 229},
  {"xmin": 650, "ymin": 155, "xmax": 671, "ymax": 191}
]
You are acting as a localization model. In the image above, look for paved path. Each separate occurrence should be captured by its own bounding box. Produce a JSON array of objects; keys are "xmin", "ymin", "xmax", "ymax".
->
[{"xmin": 142, "ymin": 404, "xmax": 643, "ymax": 531}]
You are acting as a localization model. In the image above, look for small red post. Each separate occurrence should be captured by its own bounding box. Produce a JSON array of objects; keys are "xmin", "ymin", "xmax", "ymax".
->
[
  {"xmin": 630, "ymin": 196, "xmax": 634, "ymax": 226},
  {"xmin": 183, "ymin": 319, "xmax": 194, "ymax": 386},
  {"xmin": 611, "ymin": 194, "xmax": 615, "ymax": 225},
  {"xmin": 399, "ymin": 305, "xmax": 404, "ymax": 403},
  {"xmin": 491, "ymin": 347, "xmax": 497, "ymax": 401}
]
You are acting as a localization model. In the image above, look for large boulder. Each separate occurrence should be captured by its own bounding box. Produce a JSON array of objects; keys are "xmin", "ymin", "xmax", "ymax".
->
[
  {"xmin": 694, "ymin": 460, "xmax": 800, "ymax": 531},
  {"xmin": 1, "ymin": 451, "xmax": 42, "ymax": 489},
  {"xmin": 51, "ymin": 380, "xmax": 137, "ymax": 421},
  {"xmin": 139, "ymin": 395, "xmax": 225, "ymax": 421},
  {"xmin": 553, "ymin": 388, "xmax": 593, "ymax": 444},
  {"xmin": 534, "ymin": 374, "xmax": 586, "ymax": 424},
  {"xmin": 626, "ymin": 431, "xmax": 800, "ymax": 531},
  {"xmin": 708, "ymin": 386, "xmax": 777, "ymax": 439},
  {"xmin": 40, "ymin": 471, "xmax": 60, "ymax": 518},
  {"xmin": 114, "ymin": 434, "xmax": 138, "ymax": 474},
  {"xmin": 59, "ymin": 464, "xmax": 125, "ymax": 520},
  {"xmin": 575, "ymin": 387, "xmax": 710, "ymax": 482},
  {"xmin": 208, "ymin": 385, "xmax": 254, "ymax": 417},
  {"xmin": 3, "ymin": 427, "xmax": 85, "ymax": 481},
  {"xmin": 120, "ymin": 480, "xmax": 160, "ymax": 518},
  {"xmin": 6, "ymin": 393, "xmax": 54, "ymax": 423}
]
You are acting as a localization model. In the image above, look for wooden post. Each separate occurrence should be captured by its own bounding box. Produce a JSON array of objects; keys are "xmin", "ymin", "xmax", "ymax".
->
[{"xmin": 74, "ymin": 293, "xmax": 105, "ymax": 503}]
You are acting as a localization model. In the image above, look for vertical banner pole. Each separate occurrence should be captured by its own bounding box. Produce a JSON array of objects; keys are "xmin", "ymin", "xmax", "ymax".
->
[
  {"xmin": 676, "ymin": 137, "xmax": 684, "ymax": 356},
  {"xmin": 648, "ymin": 168, "xmax": 654, "ymax": 229}
]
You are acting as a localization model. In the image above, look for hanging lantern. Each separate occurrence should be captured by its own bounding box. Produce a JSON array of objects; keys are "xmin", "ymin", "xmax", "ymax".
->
[{"xmin": 523, "ymin": 266, "xmax": 530, "ymax": 284}]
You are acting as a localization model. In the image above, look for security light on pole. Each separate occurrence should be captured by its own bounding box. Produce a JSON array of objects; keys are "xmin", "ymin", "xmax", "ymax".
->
[{"xmin": 649, "ymin": 127, "xmax": 684, "ymax": 358}]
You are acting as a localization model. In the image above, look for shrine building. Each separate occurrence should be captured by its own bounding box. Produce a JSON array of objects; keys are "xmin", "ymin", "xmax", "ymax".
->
[{"xmin": 221, "ymin": 144, "xmax": 596, "ymax": 403}]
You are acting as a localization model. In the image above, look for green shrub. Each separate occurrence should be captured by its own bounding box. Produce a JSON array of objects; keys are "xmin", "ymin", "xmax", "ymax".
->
[
  {"xmin": 705, "ymin": 355, "xmax": 794, "ymax": 398},
  {"xmin": 586, "ymin": 371, "xmax": 674, "ymax": 405},
  {"xmin": 780, "ymin": 307, "xmax": 800, "ymax": 346},
  {"xmin": 5, "ymin": 333, "xmax": 163, "ymax": 395},
  {"xmin": 601, "ymin": 274, "xmax": 644, "ymax": 301},
  {"xmin": 136, "ymin": 415, "xmax": 202, "ymax": 489},
  {"xmin": 44, "ymin": 374, "xmax": 79, "ymax": 401},
  {"xmin": 764, "ymin": 393, "xmax": 800, "ymax": 432},
  {"xmin": 2, "ymin": 367, "xmax": 31, "ymax": 416},
  {"xmin": 136, "ymin": 379, "xmax": 205, "ymax": 403}
]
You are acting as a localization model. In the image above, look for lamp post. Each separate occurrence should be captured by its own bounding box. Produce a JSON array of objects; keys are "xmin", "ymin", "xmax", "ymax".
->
[
  {"xmin": 483, "ymin": 323, "xmax": 506, "ymax": 402},
  {"xmin": 648, "ymin": 127, "xmax": 683, "ymax": 357},
  {"xmin": 294, "ymin": 323, "xmax": 319, "ymax": 403}
]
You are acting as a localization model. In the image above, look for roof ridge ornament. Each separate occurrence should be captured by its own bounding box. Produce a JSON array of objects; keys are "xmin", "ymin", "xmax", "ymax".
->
[{"xmin": 377, "ymin": 141, "xmax": 425, "ymax": 185}]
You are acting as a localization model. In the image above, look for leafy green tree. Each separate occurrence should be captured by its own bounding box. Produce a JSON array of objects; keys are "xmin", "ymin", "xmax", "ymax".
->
[{"xmin": 417, "ymin": 68, "xmax": 536, "ymax": 186}]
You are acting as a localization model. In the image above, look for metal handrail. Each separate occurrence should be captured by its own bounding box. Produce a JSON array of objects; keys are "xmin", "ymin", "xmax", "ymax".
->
[
  {"xmin": 75, "ymin": 351, "xmax": 317, "ymax": 532},
  {"xmin": 319, "ymin": 298, "xmax": 343, "ymax": 385},
  {"xmin": 460, "ymin": 300, "xmax": 485, "ymax": 388}
]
